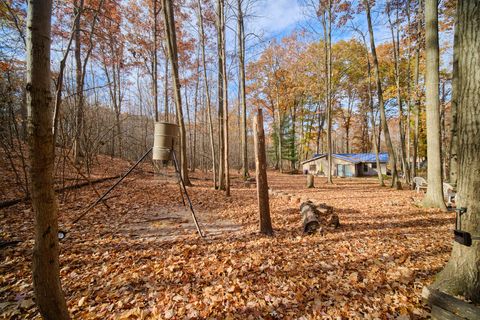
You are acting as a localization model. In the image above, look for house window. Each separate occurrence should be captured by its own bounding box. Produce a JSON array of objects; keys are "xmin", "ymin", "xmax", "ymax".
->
[
  {"xmin": 363, "ymin": 164, "xmax": 369, "ymax": 172},
  {"xmin": 372, "ymin": 162, "xmax": 377, "ymax": 169},
  {"xmin": 309, "ymin": 164, "xmax": 316, "ymax": 172}
]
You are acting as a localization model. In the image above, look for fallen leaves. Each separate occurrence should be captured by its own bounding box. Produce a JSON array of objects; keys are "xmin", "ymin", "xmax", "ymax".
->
[{"xmin": 0, "ymin": 171, "xmax": 455, "ymax": 319}]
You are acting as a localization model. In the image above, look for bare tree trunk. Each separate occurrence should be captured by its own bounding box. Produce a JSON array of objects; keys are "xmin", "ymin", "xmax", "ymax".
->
[
  {"xmin": 275, "ymin": 90, "xmax": 283, "ymax": 173},
  {"xmin": 221, "ymin": 0, "xmax": 230, "ymax": 196},
  {"xmin": 448, "ymin": 8, "xmax": 459, "ymax": 186},
  {"xmin": 322, "ymin": 6, "xmax": 333, "ymax": 184},
  {"xmin": 254, "ymin": 109, "xmax": 273, "ymax": 236},
  {"xmin": 422, "ymin": 0, "xmax": 446, "ymax": 210},
  {"xmin": 152, "ymin": 0, "xmax": 159, "ymax": 122},
  {"xmin": 237, "ymin": 0, "xmax": 249, "ymax": 180},
  {"xmin": 73, "ymin": 0, "xmax": 85, "ymax": 164},
  {"xmin": 412, "ymin": 0, "xmax": 422, "ymax": 181},
  {"xmin": 162, "ymin": 0, "xmax": 191, "ymax": 185},
  {"xmin": 387, "ymin": 2, "xmax": 410, "ymax": 185},
  {"xmin": 26, "ymin": 0, "xmax": 70, "ymax": 318},
  {"xmin": 431, "ymin": 0, "xmax": 480, "ymax": 301},
  {"xmin": 196, "ymin": 0, "xmax": 217, "ymax": 188},
  {"xmin": 357, "ymin": 29, "xmax": 385, "ymax": 186},
  {"xmin": 216, "ymin": 0, "xmax": 225, "ymax": 190},
  {"xmin": 365, "ymin": 0, "xmax": 400, "ymax": 189}
]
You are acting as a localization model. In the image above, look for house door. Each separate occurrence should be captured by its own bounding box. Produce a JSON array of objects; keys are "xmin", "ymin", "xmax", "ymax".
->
[
  {"xmin": 337, "ymin": 164, "xmax": 345, "ymax": 177},
  {"xmin": 345, "ymin": 165, "xmax": 353, "ymax": 177}
]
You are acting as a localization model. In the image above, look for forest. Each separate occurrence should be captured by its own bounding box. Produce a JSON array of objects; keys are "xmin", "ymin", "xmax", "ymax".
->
[{"xmin": 0, "ymin": 0, "xmax": 479, "ymax": 319}]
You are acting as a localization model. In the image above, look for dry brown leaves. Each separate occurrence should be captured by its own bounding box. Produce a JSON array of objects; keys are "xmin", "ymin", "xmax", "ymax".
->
[{"xmin": 0, "ymin": 168, "xmax": 454, "ymax": 319}]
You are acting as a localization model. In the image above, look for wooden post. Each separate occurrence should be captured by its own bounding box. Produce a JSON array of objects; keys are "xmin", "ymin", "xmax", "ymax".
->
[
  {"xmin": 254, "ymin": 108, "xmax": 273, "ymax": 235},
  {"xmin": 307, "ymin": 174, "xmax": 315, "ymax": 188}
]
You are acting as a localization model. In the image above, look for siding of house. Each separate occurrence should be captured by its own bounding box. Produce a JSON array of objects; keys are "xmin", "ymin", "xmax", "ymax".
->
[{"xmin": 302, "ymin": 157, "xmax": 387, "ymax": 177}]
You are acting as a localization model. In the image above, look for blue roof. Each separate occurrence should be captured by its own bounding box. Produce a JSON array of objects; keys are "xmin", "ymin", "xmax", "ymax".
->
[
  {"xmin": 304, "ymin": 152, "xmax": 388, "ymax": 164},
  {"xmin": 334, "ymin": 153, "xmax": 389, "ymax": 163}
]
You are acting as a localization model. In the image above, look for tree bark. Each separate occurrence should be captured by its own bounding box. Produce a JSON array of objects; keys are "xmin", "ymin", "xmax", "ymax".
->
[
  {"xmin": 431, "ymin": 0, "xmax": 480, "ymax": 301},
  {"xmin": 412, "ymin": 0, "xmax": 422, "ymax": 181},
  {"xmin": 152, "ymin": 0, "xmax": 159, "ymax": 122},
  {"xmin": 254, "ymin": 109, "xmax": 273, "ymax": 236},
  {"xmin": 73, "ymin": 0, "xmax": 85, "ymax": 164},
  {"xmin": 26, "ymin": 0, "xmax": 70, "ymax": 318},
  {"xmin": 323, "ymin": 5, "xmax": 333, "ymax": 184},
  {"xmin": 196, "ymin": 0, "xmax": 217, "ymax": 188},
  {"xmin": 357, "ymin": 29, "xmax": 384, "ymax": 186},
  {"xmin": 448, "ymin": 7, "xmax": 459, "ymax": 186},
  {"xmin": 422, "ymin": 0, "xmax": 446, "ymax": 210},
  {"xmin": 221, "ymin": 0, "xmax": 230, "ymax": 196},
  {"xmin": 387, "ymin": 2, "xmax": 410, "ymax": 185},
  {"xmin": 365, "ymin": 0, "xmax": 400, "ymax": 189},
  {"xmin": 162, "ymin": 0, "xmax": 191, "ymax": 185},
  {"xmin": 237, "ymin": 0, "xmax": 249, "ymax": 180},
  {"xmin": 216, "ymin": 0, "xmax": 225, "ymax": 190}
]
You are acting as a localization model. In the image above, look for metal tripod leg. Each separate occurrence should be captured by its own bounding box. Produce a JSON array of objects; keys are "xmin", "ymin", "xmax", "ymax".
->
[{"xmin": 172, "ymin": 150, "xmax": 204, "ymax": 238}]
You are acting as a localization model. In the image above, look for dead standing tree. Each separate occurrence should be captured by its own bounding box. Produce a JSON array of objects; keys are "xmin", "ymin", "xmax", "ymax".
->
[{"xmin": 253, "ymin": 108, "xmax": 273, "ymax": 235}]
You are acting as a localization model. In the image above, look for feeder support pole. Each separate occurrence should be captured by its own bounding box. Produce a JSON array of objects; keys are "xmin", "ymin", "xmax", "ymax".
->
[{"xmin": 172, "ymin": 149, "xmax": 204, "ymax": 238}]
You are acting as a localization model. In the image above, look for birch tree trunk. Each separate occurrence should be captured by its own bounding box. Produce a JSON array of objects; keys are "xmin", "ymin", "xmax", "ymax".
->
[
  {"xmin": 422, "ymin": 0, "xmax": 446, "ymax": 210},
  {"xmin": 162, "ymin": 0, "xmax": 191, "ymax": 186},
  {"xmin": 26, "ymin": 0, "xmax": 70, "ymax": 317},
  {"xmin": 431, "ymin": 0, "xmax": 480, "ymax": 301}
]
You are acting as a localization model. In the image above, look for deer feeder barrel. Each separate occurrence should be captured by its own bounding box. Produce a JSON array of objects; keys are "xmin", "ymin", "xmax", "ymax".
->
[{"xmin": 153, "ymin": 122, "xmax": 179, "ymax": 161}]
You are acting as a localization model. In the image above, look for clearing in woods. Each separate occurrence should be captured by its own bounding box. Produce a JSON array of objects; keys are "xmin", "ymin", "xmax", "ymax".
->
[{"xmin": 0, "ymin": 168, "xmax": 453, "ymax": 318}]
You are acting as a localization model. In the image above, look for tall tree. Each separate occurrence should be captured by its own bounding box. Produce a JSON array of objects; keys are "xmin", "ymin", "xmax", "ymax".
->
[
  {"xmin": 448, "ymin": 4, "xmax": 458, "ymax": 186},
  {"xmin": 216, "ymin": 0, "xmax": 225, "ymax": 190},
  {"xmin": 237, "ymin": 0, "xmax": 249, "ymax": 180},
  {"xmin": 412, "ymin": 0, "xmax": 422, "ymax": 180},
  {"xmin": 386, "ymin": 1, "xmax": 410, "ymax": 185},
  {"xmin": 26, "ymin": 0, "xmax": 70, "ymax": 318},
  {"xmin": 162, "ymin": 0, "xmax": 191, "ymax": 185},
  {"xmin": 152, "ymin": 0, "xmax": 159, "ymax": 122},
  {"xmin": 322, "ymin": 1, "xmax": 333, "ymax": 184},
  {"xmin": 196, "ymin": 0, "xmax": 217, "ymax": 188},
  {"xmin": 422, "ymin": 0, "xmax": 446, "ymax": 210},
  {"xmin": 221, "ymin": 0, "xmax": 230, "ymax": 196},
  {"xmin": 431, "ymin": 0, "xmax": 480, "ymax": 301},
  {"xmin": 365, "ymin": 0, "xmax": 401, "ymax": 189},
  {"xmin": 73, "ymin": 0, "xmax": 85, "ymax": 163}
]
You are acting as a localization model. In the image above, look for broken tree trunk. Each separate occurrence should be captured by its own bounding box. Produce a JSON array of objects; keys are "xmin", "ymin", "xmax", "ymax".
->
[{"xmin": 253, "ymin": 108, "xmax": 273, "ymax": 236}]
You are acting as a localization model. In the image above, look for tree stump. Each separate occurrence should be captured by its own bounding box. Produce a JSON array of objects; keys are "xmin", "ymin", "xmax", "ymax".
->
[{"xmin": 307, "ymin": 174, "xmax": 315, "ymax": 188}]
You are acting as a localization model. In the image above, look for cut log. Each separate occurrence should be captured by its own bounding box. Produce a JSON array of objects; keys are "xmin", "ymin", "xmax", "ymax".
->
[
  {"xmin": 300, "ymin": 201, "xmax": 320, "ymax": 234},
  {"xmin": 422, "ymin": 287, "xmax": 480, "ymax": 320},
  {"xmin": 300, "ymin": 201, "xmax": 339, "ymax": 234},
  {"xmin": 307, "ymin": 174, "xmax": 314, "ymax": 188}
]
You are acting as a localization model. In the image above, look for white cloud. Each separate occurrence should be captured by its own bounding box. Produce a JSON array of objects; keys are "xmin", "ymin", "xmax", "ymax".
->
[{"xmin": 249, "ymin": 0, "xmax": 305, "ymax": 36}]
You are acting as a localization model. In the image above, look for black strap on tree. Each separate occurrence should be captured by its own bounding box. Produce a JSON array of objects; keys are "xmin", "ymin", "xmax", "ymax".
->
[{"xmin": 453, "ymin": 207, "xmax": 479, "ymax": 247}]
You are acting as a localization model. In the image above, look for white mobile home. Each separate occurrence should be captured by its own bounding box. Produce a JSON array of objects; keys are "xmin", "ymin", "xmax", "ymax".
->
[{"xmin": 301, "ymin": 153, "xmax": 388, "ymax": 177}]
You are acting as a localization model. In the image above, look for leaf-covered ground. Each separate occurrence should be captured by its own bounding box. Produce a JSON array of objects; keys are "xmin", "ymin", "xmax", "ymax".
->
[{"xmin": 1, "ymin": 168, "xmax": 454, "ymax": 319}]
